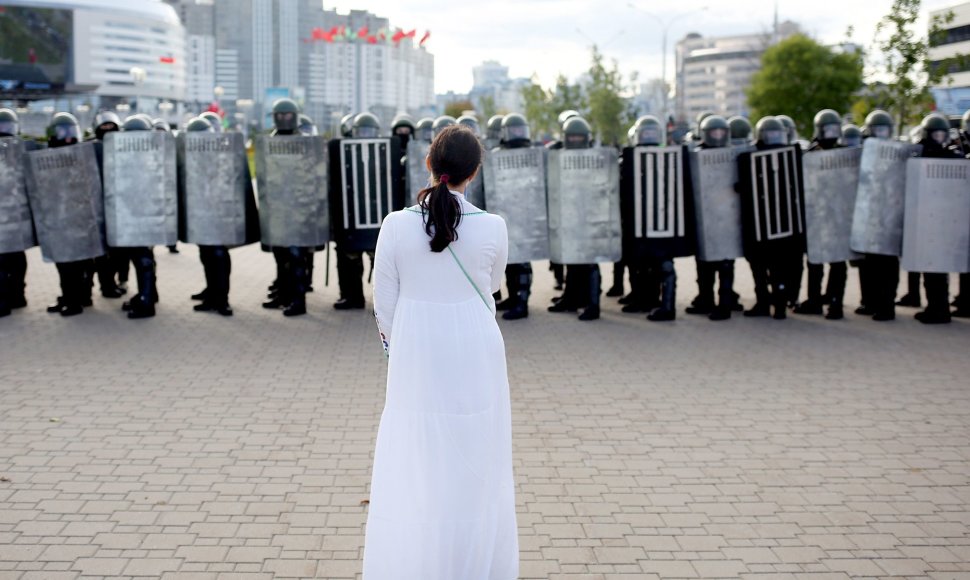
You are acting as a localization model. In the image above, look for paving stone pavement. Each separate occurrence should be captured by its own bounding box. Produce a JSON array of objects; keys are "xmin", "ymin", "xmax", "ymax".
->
[{"xmin": 1, "ymin": 244, "xmax": 969, "ymax": 580}]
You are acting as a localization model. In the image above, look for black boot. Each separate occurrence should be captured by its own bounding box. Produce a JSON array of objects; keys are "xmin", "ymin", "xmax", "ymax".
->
[
  {"xmin": 709, "ymin": 261, "xmax": 735, "ymax": 321},
  {"xmin": 897, "ymin": 272, "xmax": 922, "ymax": 307},
  {"xmin": 334, "ymin": 248, "xmax": 365, "ymax": 309},
  {"xmin": 283, "ymin": 247, "xmax": 309, "ymax": 317},
  {"xmin": 502, "ymin": 264, "xmax": 531, "ymax": 320},
  {"xmin": 550, "ymin": 262, "xmax": 564, "ymax": 291},
  {"xmin": 549, "ymin": 266, "xmax": 579, "ymax": 312},
  {"xmin": 578, "ymin": 266, "xmax": 601, "ymax": 321},
  {"xmin": 647, "ymin": 259, "xmax": 676, "ymax": 322},
  {"xmin": 605, "ymin": 261, "xmax": 624, "ymax": 297},
  {"xmin": 916, "ymin": 273, "xmax": 951, "ymax": 324}
]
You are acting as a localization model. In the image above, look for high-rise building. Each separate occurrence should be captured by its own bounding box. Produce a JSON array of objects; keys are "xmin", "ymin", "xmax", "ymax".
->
[
  {"xmin": 468, "ymin": 60, "xmax": 529, "ymax": 115},
  {"xmin": 929, "ymin": 1, "xmax": 970, "ymax": 116}
]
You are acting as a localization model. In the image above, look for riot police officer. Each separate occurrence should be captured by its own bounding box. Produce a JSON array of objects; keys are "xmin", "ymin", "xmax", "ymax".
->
[
  {"xmin": 0, "ymin": 108, "xmax": 31, "ymax": 318},
  {"xmin": 456, "ymin": 114, "xmax": 481, "ymax": 136},
  {"xmin": 44, "ymin": 113, "xmax": 95, "ymax": 316},
  {"xmin": 494, "ymin": 113, "xmax": 535, "ymax": 320},
  {"xmin": 545, "ymin": 111, "xmax": 580, "ymax": 292},
  {"xmin": 200, "ymin": 111, "xmax": 223, "ymax": 133},
  {"xmin": 687, "ymin": 115, "xmax": 740, "ymax": 320},
  {"xmin": 776, "ymin": 115, "xmax": 799, "ymax": 146},
  {"xmin": 340, "ymin": 113, "xmax": 355, "ymax": 138},
  {"xmin": 432, "ymin": 115, "xmax": 457, "ymax": 139},
  {"xmin": 952, "ymin": 109, "xmax": 970, "ymax": 317},
  {"xmin": 152, "ymin": 118, "xmax": 169, "ymax": 132},
  {"xmin": 484, "ymin": 115, "xmax": 503, "ymax": 151},
  {"xmin": 728, "ymin": 115, "xmax": 753, "ymax": 147},
  {"xmin": 841, "ymin": 124, "xmax": 862, "ymax": 148},
  {"xmin": 262, "ymin": 98, "xmax": 312, "ymax": 316},
  {"xmin": 547, "ymin": 116, "xmax": 602, "ymax": 321},
  {"xmin": 794, "ymin": 109, "xmax": 847, "ymax": 320},
  {"xmin": 912, "ymin": 113, "xmax": 964, "ymax": 324},
  {"xmin": 298, "ymin": 114, "xmax": 318, "ymax": 136},
  {"xmin": 391, "ymin": 113, "xmax": 415, "ymax": 150},
  {"xmin": 89, "ymin": 111, "xmax": 130, "ymax": 297}
]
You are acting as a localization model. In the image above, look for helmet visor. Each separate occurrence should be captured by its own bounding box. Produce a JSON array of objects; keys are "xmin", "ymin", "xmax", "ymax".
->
[
  {"xmin": 637, "ymin": 127, "xmax": 661, "ymax": 145},
  {"xmin": 355, "ymin": 126, "xmax": 379, "ymax": 138},
  {"xmin": 821, "ymin": 123, "xmax": 841, "ymax": 140},
  {"xmin": 273, "ymin": 111, "xmax": 296, "ymax": 131},
  {"xmin": 871, "ymin": 125, "xmax": 891, "ymax": 139},
  {"xmin": 761, "ymin": 129, "xmax": 786, "ymax": 146},
  {"xmin": 930, "ymin": 129, "xmax": 948, "ymax": 145},
  {"xmin": 842, "ymin": 135, "xmax": 861, "ymax": 147},
  {"xmin": 395, "ymin": 126, "xmax": 412, "ymax": 136},
  {"xmin": 0, "ymin": 120, "xmax": 18, "ymax": 136},
  {"xmin": 704, "ymin": 127, "xmax": 728, "ymax": 146},
  {"xmin": 506, "ymin": 125, "xmax": 529, "ymax": 141},
  {"xmin": 54, "ymin": 124, "xmax": 80, "ymax": 142}
]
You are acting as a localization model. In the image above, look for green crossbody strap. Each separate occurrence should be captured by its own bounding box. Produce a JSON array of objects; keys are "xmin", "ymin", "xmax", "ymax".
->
[{"xmin": 446, "ymin": 246, "xmax": 494, "ymax": 314}]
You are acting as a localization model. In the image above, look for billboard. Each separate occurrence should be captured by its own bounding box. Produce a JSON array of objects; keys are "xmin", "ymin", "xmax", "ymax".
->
[{"xmin": 0, "ymin": 5, "xmax": 73, "ymax": 92}]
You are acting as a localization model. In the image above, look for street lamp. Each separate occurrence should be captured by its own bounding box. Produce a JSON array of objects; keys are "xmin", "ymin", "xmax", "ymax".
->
[
  {"xmin": 627, "ymin": 3, "xmax": 708, "ymax": 123},
  {"xmin": 213, "ymin": 85, "xmax": 225, "ymax": 107},
  {"xmin": 129, "ymin": 66, "xmax": 147, "ymax": 114}
]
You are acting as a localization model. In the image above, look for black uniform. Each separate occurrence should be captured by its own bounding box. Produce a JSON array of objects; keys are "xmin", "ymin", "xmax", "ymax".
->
[
  {"xmin": 0, "ymin": 136, "xmax": 38, "ymax": 317},
  {"xmin": 90, "ymin": 138, "xmax": 129, "ymax": 299},
  {"xmin": 493, "ymin": 137, "xmax": 535, "ymax": 321}
]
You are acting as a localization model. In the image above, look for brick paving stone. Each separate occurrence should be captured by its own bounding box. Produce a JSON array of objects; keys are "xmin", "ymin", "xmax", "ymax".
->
[{"xmin": 1, "ymin": 246, "xmax": 969, "ymax": 578}]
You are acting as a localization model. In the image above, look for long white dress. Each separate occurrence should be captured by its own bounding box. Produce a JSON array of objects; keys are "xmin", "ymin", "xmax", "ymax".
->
[{"xmin": 364, "ymin": 190, "xmax": 519, "ymax": 580}]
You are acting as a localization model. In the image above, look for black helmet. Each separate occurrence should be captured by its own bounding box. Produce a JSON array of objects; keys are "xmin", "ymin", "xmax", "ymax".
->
[
  {"xmin": 775, "ymin": 115, "xmax": 797, "ymax": 145},
  {"xmin": 298, "ymin": 114, "xmax": 317, "ymax": 136},
  {"xmin": 563, "ymin": 116, "xmax": 592, "ymax": 149},
  {"xmin": 391, "ymin": 113, "xmax": 415, "ymax": 136},
  {"xmin": 432, "ymin": 115, "xmax": 456, "ymax": 138},
  {"xmin": 0, "ymin": 107, "xmax": 19, "ymax": 137},
  {"xmin": 272, "ymin": 98, "xmax": 300, "ymax": 133},
  {"xmin": 632, "ymin": 115, "xmax": 663, "ymax": 146},
  {"xmin": 700, "ymin": 115, "xmax": 730, "ymax": 148},
  {"xmin": 558, "ymin": 110, "xmax": 580, "ymax": 126},
  {"xmin": 93, "ymin": 110, "xmax": 122, "ymax": 140},
  {"xmin": 47, "ymin": 112, "xmax": 81, "ymax": 147},
  {"xmin": 185, "ymin": 117, "xmax": 214, "ymax": 132},
  {"xmin": 863, "ymin": 109, "xmax": 894, "ymax": 140},
  {"xmin": 152, "ymin": 118, "xmax": 170, "ymax": 132},
  {"xmin": 500, "ymin": 113, "xmax": 530, "ymax": 144},
  {"xmin": 840, "ymin": 124, "xmax": 862, "ymax": 147},
  {"xmin": 456, "ymin": 114, "xmax": 481, "ymax": 136},
  {"xmin": 200, "ymin": 111, "xmax": 223, "ymax": 133},
  {"xmin": 813, "ymin": 109, "xmax": 842, "ymax": 141},
  {"xmin": 728, "ymin": 115, "xmax": 752, "ymax": 145},
  {"xmin": 486, "ymin": 114, "xmax": 503, "ymax": 141},
  {"xmin": 755, "ymin": 116, "xmax": 786, "ymax": 147},
  {"xmin": 921, "ymin": 113, "xmax": 951, "ymax": 145},
  {"xmin": 352, "ymin": 112, "xmax": 381, "ymax": 138},
  {"xmin": 415, "ymin": 117, "xmax": 434, "ymax": 142},
  {"xmin": 122, "ymin": 115, "xmax": 153, "ymax": 131},
  {"xmin": 694, "ymin": 111, "xmax": 714, "ymax": 139}
]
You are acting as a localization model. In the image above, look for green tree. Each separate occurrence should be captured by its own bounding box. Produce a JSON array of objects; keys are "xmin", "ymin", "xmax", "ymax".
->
[
  {"xmin": 869, "ymin": 0, "xmax": 968, "ymax": 128},
  {"xmin": 549, "ymin": 74, "xmax": 587, "ymax": 119},
  {"xmin": 478, "ymin": 95, "xmax": 498, "ymax": 120},
  {"xmin": 585, "ymin": 46, "xmax": 628, "ymax": 147},
  {"xmin": 443, "ymin": 99, "xmax": 475, "ymax": 119},
  {"xmin": 746, "ymin": 34, "xmax": 864, "ymax": 136},
  {"xmin": 519, "ymin": 76, "xmax": 556, "ymax": 139}
]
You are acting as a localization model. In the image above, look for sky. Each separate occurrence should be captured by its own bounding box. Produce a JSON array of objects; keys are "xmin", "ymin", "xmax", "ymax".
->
[{"xmin": 324, "ymin": 0, "xmax": 961, "ymax": 94}]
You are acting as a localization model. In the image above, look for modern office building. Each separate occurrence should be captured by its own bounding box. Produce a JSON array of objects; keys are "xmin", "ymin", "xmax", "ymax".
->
[{"xmin": 929, "ymin": 1, "xmax": 970, "ymax": 116}]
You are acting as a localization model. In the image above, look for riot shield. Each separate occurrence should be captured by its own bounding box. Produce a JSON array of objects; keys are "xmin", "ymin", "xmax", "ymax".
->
[
  {"xmin": 178, "ymin": 132, "xmax": 258, "ymax": 246},
  {"xmin": 255, "ymin": 135, "xmax": 329, "ymax": 248},
  {"xmin": 850, "ymin": 139, "xmax": 919, "ymax": 256},
  {"xmin": 622, "ymin": 146, "xmax": 694, "ymax": 258},
  {"xmin": 901, "ymin": 158, "xmax": 970, "ymax": 273},
  {"xmin": 689, "ymin": 147, "xmax": 744, "ymax": 261},
  {"xmin": 102, "ymin": 131, "xmax": 177, "ymax": 247},
  {"xmin": 736, "ymin": 145, "xmax": 805, "ymax": 255},
  {"xmin": 0, "ymin": 137, "xmax": 36, "ymax": 253},
  {"xmin": 483, "ymin": 147, "xmax": 549, "ymax": 263},
  {"xmin": 22, "ymin": 143, "xmax": 105, "ymax": 263},
  {"xmin": 547, "ymin": 148, "xmax": 621, "ymax": 264},
  {"xmin": 802, "ymin": 147, "xmax": 862, "ymax": 264},
  {"xmin": 330, "ymin": 137, "xmax": 403, "ymax": 252},
  {"xmin": 406, "ymin": 140, "xmax": 431, "ymax": 206},
  {"xmin": 465, "ymin": 149, "xmax": 487, "ymax": 209}
]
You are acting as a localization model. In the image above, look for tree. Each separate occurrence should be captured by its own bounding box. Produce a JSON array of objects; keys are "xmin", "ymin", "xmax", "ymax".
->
[
  {"xmin": 519, "ymin": 76, "xmax": 556, "ymax": 140},
  {"xmin": 869, "ymin": 0, "xmax": 968, "ymax": 128},
  {"xmin": 585, "ymin": 46, "xmax": 628, "ymax": 147},
  {"xmin": 443, "ymin": 99, "xmax": 475, "ymax": 119},
  {"xmin": 746, "ymin": 34, "xmax": 864, "ymax": 136},
  {"xmin": 478, "ymin": 94, "xmax": 498, "ymax": 120},
  {"xmin": 549, "ymin": 74, "xmax": 587, "ymax": 119}
]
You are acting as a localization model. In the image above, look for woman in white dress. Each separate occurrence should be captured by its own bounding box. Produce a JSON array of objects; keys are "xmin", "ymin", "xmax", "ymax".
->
[{"xmin": 364, "ymin": 125, "xmax": 519, "ymax": 579}]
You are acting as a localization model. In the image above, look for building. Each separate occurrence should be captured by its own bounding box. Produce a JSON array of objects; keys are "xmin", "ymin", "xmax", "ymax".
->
[
  {"xmin": 168, "ymin": 0, "xmax": 214, "ymax": 105},
  {"xmin": 0, "ymin": 0, "xmax": 186, "ymax": 105},
  {"xmin": 674, "ymin": 21, "xmax": 799, "ymax": 122},
  {"xmin": 467, "ymin": 60, "xmax": 530, "ymax": 116},
  {"xmin": 929, "ymin": 1, "xmax": 970, "ymax": 117}
]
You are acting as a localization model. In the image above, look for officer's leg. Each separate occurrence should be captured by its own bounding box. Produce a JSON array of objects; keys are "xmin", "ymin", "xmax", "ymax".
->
[
  {"xmin": 53, "ymin": 260, "xmax": 87, "ymax": 317},
  {"xmin": 126, "ymin": 248, "xmax": 157, "ymax": 319},
  {"xmin": 744, "ymin": 256, "xmax": 771, "ymax": 317},
  {"xmin": 787, "ymin": 255, "xmax": 804, "ymax": 307},
  {"xmin": 94, "ymin": 254, "xmax": 123, "ymax": 297},
  {"xmin": 647, "ymin": 258, "xmax": 676, "ymax": 322},
  {"xmin": 897, "ymin": 271, "xmax": 921, "ymax": 307},
  {"xmin": 268, "ymin": 246, "xmax": 285, "ymax": 293},
  {"xmin": 549, "ymin": 265, "xmax": 579, "ymax": 312},
  {"xmin": 550, "ymin": 262, "xmax": 564, "ymax": 290},
  {"xmin": 620, "ymin": 261, "xmax": 645, "ymax": 311},
  {"xmin": 953, "ymin": 273, "xmax": 970, "ymax": 317},
  {"xmin": 794, "ymin": 262, "xmax": 824, "ymax": 314},
  {"xmin": 306, "ymin": 251, "xmax": 315, "ymax": 292},
  {"xmin": 9, "ymin": 251, "xmax": 27, "ymax": 308},
  {"xmin": 606, "ymin": 260, "xmax": 624, "ymax": 297},
  {"xmin": 709, "ymin": 260, "xmax": 735, "ymax": 321},
  {"xmin": 916, "ymin": 273, "xmax": 951, "ymax": 324},
  {"xmin": 687, "ymin": 259, "xmax": 716, "ymax": 314},
  {"xmin": 334, "ymin": 248, "xmax": 365, "ymax": 309},
  {"xmin": 192, "ymin": 246, "xmax": 212, "ymax": 301},
  {"xmin": 111, "ymin": 249, "xmax": 130, "ymax": 289},
  {"xmin": 825, "ymin": 261, "xmax": 847, "ymax": 320},
  {"xmin": 283, "ymin": 246, "xmax": 308, "ymax": 317},
  {"xmin": 766, "ymin": 256, "xmax": 789, "ymax": 320},
  {"xmin": 868, "ymin": 254, "xmax": 898, "ymax": 321},
  {"xmin": 264, "ymin": 247, "xmax": 292, "ymax": 309},
  {"xmin": 578, "ymin": 264, "xmax": 601, "ymax": 321},
  {"xmin": 503, "ymin": 263, "xmax": 531, "ymax": 320},
  {"xmin": 0, "ymin": 253, "xmax": 12, "ymax": 317},
  {"xmin": 497, "ymin": 265, "xmax": 518, "ymax": 311}
]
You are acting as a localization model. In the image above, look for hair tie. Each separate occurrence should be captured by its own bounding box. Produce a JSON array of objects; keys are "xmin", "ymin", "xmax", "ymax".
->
[{"xmin": 440, "ymin": 174, "xmax": 450, "ymax": 184}]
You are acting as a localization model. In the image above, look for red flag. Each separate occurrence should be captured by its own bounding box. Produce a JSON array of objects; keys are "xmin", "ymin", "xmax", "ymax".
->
[
  {"xmin": 159, "ymin": 56, "xmax": 175, "ymax": 64},
  {"xmin": 419, "ymin": 31, "xmax": 430, "ymax": 45},
  {"xmin": 329, "ymin": 26, "xmax": 339, "ymax": 36},
  {"xmin": 367, "ymin": 35, "xmax": 378, "ymax": 44},
  {"xmin": 392, "ymin": 29, "xmax": 405, "ymax": 43},
  {"xmin": 405, "ymin": 29, "xmax": 416, "ymax": 38},
  {"xmin": 311, "ymin": 27, "xmax": 326, "ymax": 40},
  {"xmin": 358, "ymin": 26, "xmax": 369, "ymax": 38}
]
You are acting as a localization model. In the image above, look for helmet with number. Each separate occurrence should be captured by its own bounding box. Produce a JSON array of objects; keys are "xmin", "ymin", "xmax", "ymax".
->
[
  {"xmin": 500, "ymin": 113, "xmax": 531, "ymax": 145},
  {"xmin": 921, "ymin": 113, "xmax": 951, "ymax": 146},
  {"xmin": 93, "ymin": 110, "xmax": 122, "ymax": 141},
  {"xmin": 152, "ymin": 118, "xmax": 170, "ymax": 132},
  {"xmin": 632, "ymin": 115, "xmax": 663, "ymax": 146},
  {"xmin": 700, "ymin": 115, "xmax": 730, "ymax": 148},
  {"xmin": 755, "ymin": 116, "xmax": 786, "ymax": 147},
  {"xmin": 352, "ymin": 112, "xmax": 381, "ymax": 138},
  {"xmin": 339, "ymin": 113, "xmax": 355, "ymax": 137},
  {"xmin": 485, "ymin": 114, "xmax": 503, "ymax": 141},
  {"xmin": 563, "ymin": 116, "xmax": 592, "ymax": 149},
  {"xmin": 122, "ymin": 115, "xmax": 153, "ymax": 131},
  {"xmin": 272, "ymin": 98, "xmax": 300, "ymax": 134},
  {"xmin": 185, "ymin": 117, "xmax": 214, "ymax": 133},
  {"xmin": 432, "ymin": 115, "xmax": 456, "ymax": 139},
  {"xmin": 415, "ymin": 117, "xmax": 433, "ymax": 142},
  {"xmin": 391, "ymin": 113, "xmax": 415, "ymax": 137},
  {"xmin": 840, "ymin": 124, "xmax": 862, "ymax": 147},
  {"xmin": 456, "ymin": 114, "xmax": 481, "ymax": 136},
  {"xmin": 813, "ymin": 109, "xmax": 842, "ymax": 142},
  {"xmin": 200, "ymin": 111, "xmax": 223, "ymax": 133},
  {"xmin": 298, "ymin": 114, "xmax": 317, "ymax": 136},
  {"xmin": 774, "ymin": 115, "xmax": 797, "ymax": 145},
  {"xmin": 728, "ymin": 115, "xmax": 752, "ymax": 146},
  {"xmin": 47, "ymin": 112, "xmax": 81, "ymax": 148},
  {"xmin": 863, "ymin": 109, "xmax": 894, "ymax": 140},
  {"xmin": 0, "ymin": 107, "xmax": 19, "ymax": 137}
]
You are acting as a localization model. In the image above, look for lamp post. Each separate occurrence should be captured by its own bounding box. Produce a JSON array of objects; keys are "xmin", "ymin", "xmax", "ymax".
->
[{"xmin": 627, "ymin": 4, "xmax": 707, "ymax": 124}]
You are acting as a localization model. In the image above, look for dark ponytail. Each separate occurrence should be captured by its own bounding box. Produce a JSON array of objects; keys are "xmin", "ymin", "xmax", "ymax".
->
[{"xmin": 417, "ymin": 125, "xmax": 483, "ymax": 252}]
